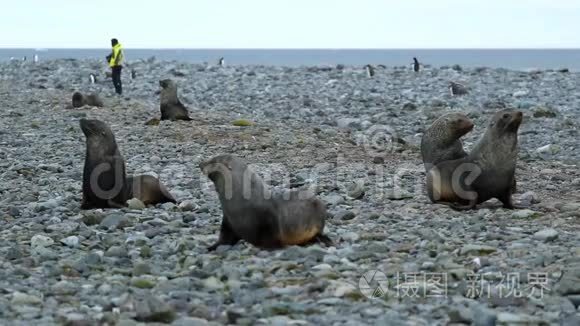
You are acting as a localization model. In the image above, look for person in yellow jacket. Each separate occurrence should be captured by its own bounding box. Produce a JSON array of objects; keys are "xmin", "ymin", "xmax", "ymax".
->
[{"xmin": 106, "ymin": 38, "xmax": 124, "ymax": 95}]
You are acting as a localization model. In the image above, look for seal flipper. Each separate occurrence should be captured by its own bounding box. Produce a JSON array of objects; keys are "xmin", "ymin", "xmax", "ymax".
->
[
  {"xmin": 314, "ymin": 233, "xmax": 333, "ymax": 247},
  {"xmin": 208, "ymin": 216, "xmax": 241, "ymax": 251}
]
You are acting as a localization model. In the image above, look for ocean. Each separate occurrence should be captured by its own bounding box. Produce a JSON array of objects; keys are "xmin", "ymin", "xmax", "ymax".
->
[{"xmin": 0, "ymin": 49, "xmax": 579, "ymax": 71}]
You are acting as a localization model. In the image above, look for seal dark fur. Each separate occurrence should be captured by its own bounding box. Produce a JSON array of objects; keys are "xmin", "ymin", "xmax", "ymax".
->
[
  {"xmin": 421, "ymin": 113, "xmax": 474, "ymax": 172},
  {"xmin": 80, "ymin": 119, "xmax": 176, "ymax": 209},
  {"xmin": 159, "ymin": 79, "xmax": 192, "ymax": 121},
  {"xmin": 426, "ymin": 110, "xmax": 523, "ymax": 210},
  {"xmin": 200, "ymin": 154, "xmax": 332, "ymax": 251},
  {"xmin": 72, "ymin": 92, "xmax": 104, "ymax": 108}
]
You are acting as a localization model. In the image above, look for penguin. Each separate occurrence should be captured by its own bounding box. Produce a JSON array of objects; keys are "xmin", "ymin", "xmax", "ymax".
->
[
  {"xmin": 33, "ymin": 54, "xmax": 39, "ymax": 63},
  {"xmin": 413, "ymin": 57, "xmax": 420, "ymax": 72},
  {"xmin": 218, "ymin": 57, "xmax": 225, "ymax": 67},
  {"xmin": 364, "ymin": 64, "xmax": 375, "ymax": 77},
  {"xmin": 131, "ymin": 69, "xmax": 136, "ymax": 80},
  {"xmin": 449, "ymin": 81, "xmax": 468, "ymax": 96},
  {"xmin": 89, "ymin": 73, "xmax": 97, "ymax": 84},
  {"xmin": 22, "ymin": 56, "xmax": 27, "ymax": 62}
]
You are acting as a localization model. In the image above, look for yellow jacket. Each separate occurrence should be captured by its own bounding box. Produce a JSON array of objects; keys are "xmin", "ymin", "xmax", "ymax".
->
[{"xmin": 108, "ymin": 43, "xmax": 123, "ymax": 67}]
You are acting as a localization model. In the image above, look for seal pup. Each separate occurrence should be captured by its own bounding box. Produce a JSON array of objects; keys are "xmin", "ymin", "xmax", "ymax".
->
[
  {"xmin": 421, "ymin": 113, "xmax": 474, "ymax": 172},
  {"xmin": 218, "ymin": 57, "xmax": 225, "ymax": 67},
  {"xmin": 80, "ymin": 119, "xmax": 176, "ymax": 209},
  {"xmin": 89, "ymin": 73, "xmax": 97, "ymax": 84},
  {"xmin": 413, "ymin": 57, "xmax": 420, "ymax": 72},
  {"xmin": 449, "ymin": 81, "xmax": 468, "ymax": 96},
  {"xmin": 200, "ymin": 154, "xmax": 332, "ymax": 251},
  {"xmin": 72, "ymin": 92, "xmax": 104, "ymax": 108},
  {"xmin": 364, "ymin": 64, "xmax": 375, "ymax": 77},
  {"xmin": 159, "ymin": 79, "xmax": 192, "ymax": 121},
  {"xmin": 426, "ymin": 110, "xmax": 523, "ymax": 210}
]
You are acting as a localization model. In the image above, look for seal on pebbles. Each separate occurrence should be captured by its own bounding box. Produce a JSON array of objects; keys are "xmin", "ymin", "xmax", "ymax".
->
[
  {"xmin": 200, "ymin": 154, "xmax": 332, "ymax": 251},
  {"xmin": 159, "ymin": 79, "xmax": 192, "ymax": 121},
  {"xmin": 80, "ymin": 119, "xmax": 176, "ymax": 209},
  {"xmin": 426, "ymin": 110, "xmax": 523, "ymax": 210},
  {"xmin": 72, "ymin": 92, "xmax": 104, "ymax": 108},
  {"xmin": 421, "ymin": 112, "xmax": 474, "ymax": 172}
]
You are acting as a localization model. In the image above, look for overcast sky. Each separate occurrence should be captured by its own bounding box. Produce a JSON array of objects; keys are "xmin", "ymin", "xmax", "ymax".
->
[{"xmin": 1, "ymin": 0, "xmax": 578, "ymax": 48}]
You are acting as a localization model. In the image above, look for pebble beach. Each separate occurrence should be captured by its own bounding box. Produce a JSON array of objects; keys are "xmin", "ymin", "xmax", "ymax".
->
[{"xmin": 1, "ymin": 58, "xmax": 580, "ymax": 325}]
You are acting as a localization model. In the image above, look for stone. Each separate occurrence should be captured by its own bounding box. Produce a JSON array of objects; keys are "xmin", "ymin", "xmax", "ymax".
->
[
  {"xmin": 335, "ymin": 210, "xmax": 356, "ymax": 221},
  {"xmin": 511, "ymin": 209, "xmax": 540, "ymax": 218},
  {"xmin": 127, "ymin": 198, "xmax": 146, "ymax": 210},
  {"xmin": 30, "ymin": 234, "xmax": 54, "ymax": 248},
  {"xmin": 460, "ymin": 244, "xmax": 497, "ymax": 256},
  {"xmin": 60, "ymin": 236, "xmax": 80, "ymax": 248},
  {"xmin": 533, "ymin": 228, "xmax": 558, "ymax": 242}
]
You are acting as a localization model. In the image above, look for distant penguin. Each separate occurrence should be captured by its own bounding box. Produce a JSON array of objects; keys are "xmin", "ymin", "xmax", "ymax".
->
[
  {"xmin": 131, "ymin": 69, "xmax": 136, "ymax": 79},
  {"xmin": 218, "ymin": 57, "xmax": 225, "ymax": 67},
  {"xmin": 365, "ymin": 64, "xmax": 375, "ymax": 77},
  {"xmin": 22, "ymin": 56, "xmax": 27, "ymax": 62},
  {"xmin": 33, "ymin": 54, "xmax": 39, "ymax": 63},
  {"xmin": 89, "ymin": 73, "xmax": 97, "ymax": 84},
  {"xmin": 449, "ymin": 81, "xmax": 468, "ymax": 96},
  {"xmin": 413, "ymin": 57, "xmax": 420, "ymax": 72}
]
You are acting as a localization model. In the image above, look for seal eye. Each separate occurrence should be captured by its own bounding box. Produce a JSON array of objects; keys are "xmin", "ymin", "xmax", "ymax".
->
[{"xmin": 502, "ymin": 113, "xmax": 510, "ymax": 119}]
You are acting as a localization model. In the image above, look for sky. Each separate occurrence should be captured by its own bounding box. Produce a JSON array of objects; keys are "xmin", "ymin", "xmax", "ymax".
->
[{"xmin": 1, "ymin": 0, "xmax": 578, "ymax": 49}]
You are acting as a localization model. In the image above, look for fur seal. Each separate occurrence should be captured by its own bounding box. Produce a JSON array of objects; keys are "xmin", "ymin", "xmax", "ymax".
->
[
  {"xmin": 413, "ymin": 57, "xmax": 420, "ymax": 72},
  {"xmin": 199, "ymin": 154, "xmax": 332, "ymax": 251},
  {"xmin": 72, "ymin": 92, "xmax": 104, "ymax": 108},
  {"xmin": 426, "ymin": 110, "xmax": 523, "ymax": 210},
  {"xmin": 364, "ymin": 64, "xmax": 375, "ymax": 77},
  {"xmin": 449, "ymin": 81, "xmax": 468, "ymax": 96},
  {"xmin": 80, "ymin": 119, "xmax": 176, "ymax": 209},
  {"xmin": 159, "ymin": 79, "xmax": 192, "ymax": 121},
  {"xmin": 421, "ymin": 113, "xmax": 474, "ymax": 172}
]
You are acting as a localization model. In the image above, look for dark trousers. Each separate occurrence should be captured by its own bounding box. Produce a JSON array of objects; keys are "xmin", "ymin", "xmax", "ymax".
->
[{"xmin": 111, "ymin": 66, "xmax": 122, "ymax": 95}]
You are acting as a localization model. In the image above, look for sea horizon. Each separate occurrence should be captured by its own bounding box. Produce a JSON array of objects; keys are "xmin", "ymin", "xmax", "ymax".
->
[{"xmin": 1, "ymin": 48, "xmax": 579, "ymax": 71}]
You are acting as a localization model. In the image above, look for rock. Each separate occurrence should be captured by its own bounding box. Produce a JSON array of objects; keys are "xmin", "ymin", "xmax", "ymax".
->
[
  {"xmin": 203, "ymin": 277, "xmax": 225, "ymax": 290},
  {"xmin": 127, "ymin": 198, "xmax": 146, "ymax": 210},
  {"xmin": 533, "ymin": 228, "xmax": 558, "ymax": 242},
  {"xmin": 132, "ymin": 261, "xmax": 151, "ymax": 276},
  {"xmin": 335, "ymin": 210, "xmax": 356, "ymax": 221},
  {"xmin": 497, "ymin": 312, "xmax": 541, "ymax": 324},
  {"xmin": 100, "ymin": 214, "xmax": 131, "ymax": 230},
  {"xmin": 460, "ymin": 244, "xmax": 497, "ymax": 256},
  {"xmin": 6, "ymin": 246, "xmax": 24, "ymax": 260},
  {"xmin": 60, "ymin": 236, "xmax": 80, "ymax": 248},
  {"xmin": 517, "ymin": 191, "xmax": 539, "ymax": 206},
  {"xmin": 30, "ymin": 234, "xmax": 54, "ymax": 248},
  {"xmin": 372, "ymin": 156, "xmax": 385, "ymax": 164},
  {"xmin": 178, "ymin": 200, "xmax": 197, "ymax": 211},
  {"xmin": 145, "ymin": 118, "xmax": 160, "ymax": 126},
  {"xmin": 386, "ymin": 189, "xmax": 413, "ymax": 200},
  {"xmin": 324, "ymin": 194, "xmax": 344, "ymax": 206},
  {"xmin": 513, "ymin": 90, "xmax": 528, "ymax": 97},
  {"xmin": 171, "ymin": 317, "xmax": 209, "ymax": 326},
  {"xmin": 471, "ymin": 305, "xmax": 497, "ymax": 326},
  {"xmin": 333, "ymin": 283, "xmax": 358, "ymax": 297},
  {"xmin": 346, "ymin": 180, "xmax": 365, "ymax": 199},
  {"xmin": 135, "ymin": 294, "xmax": 176, "ymax": 323},
  {"xmin": 533, "ymin": 107, "xmax": 557, "ymax": 118},
  {"xmin": 536, "ymin": 144, "xmax": 560, "ymax": 154},
  {"xmin": 232, "ymin": 119, "xmax": 254, "ymax": 127},
  {"xmin": 105, "ymin": 246, "xmax": 128, "ymax": 258},
  {"xmin": 11, "ymin": 292, "xmax": 43, "ymax": 306},
  {"xmin": 511, "ymin": 209, "xmax": 539, "ymax": 218}
]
